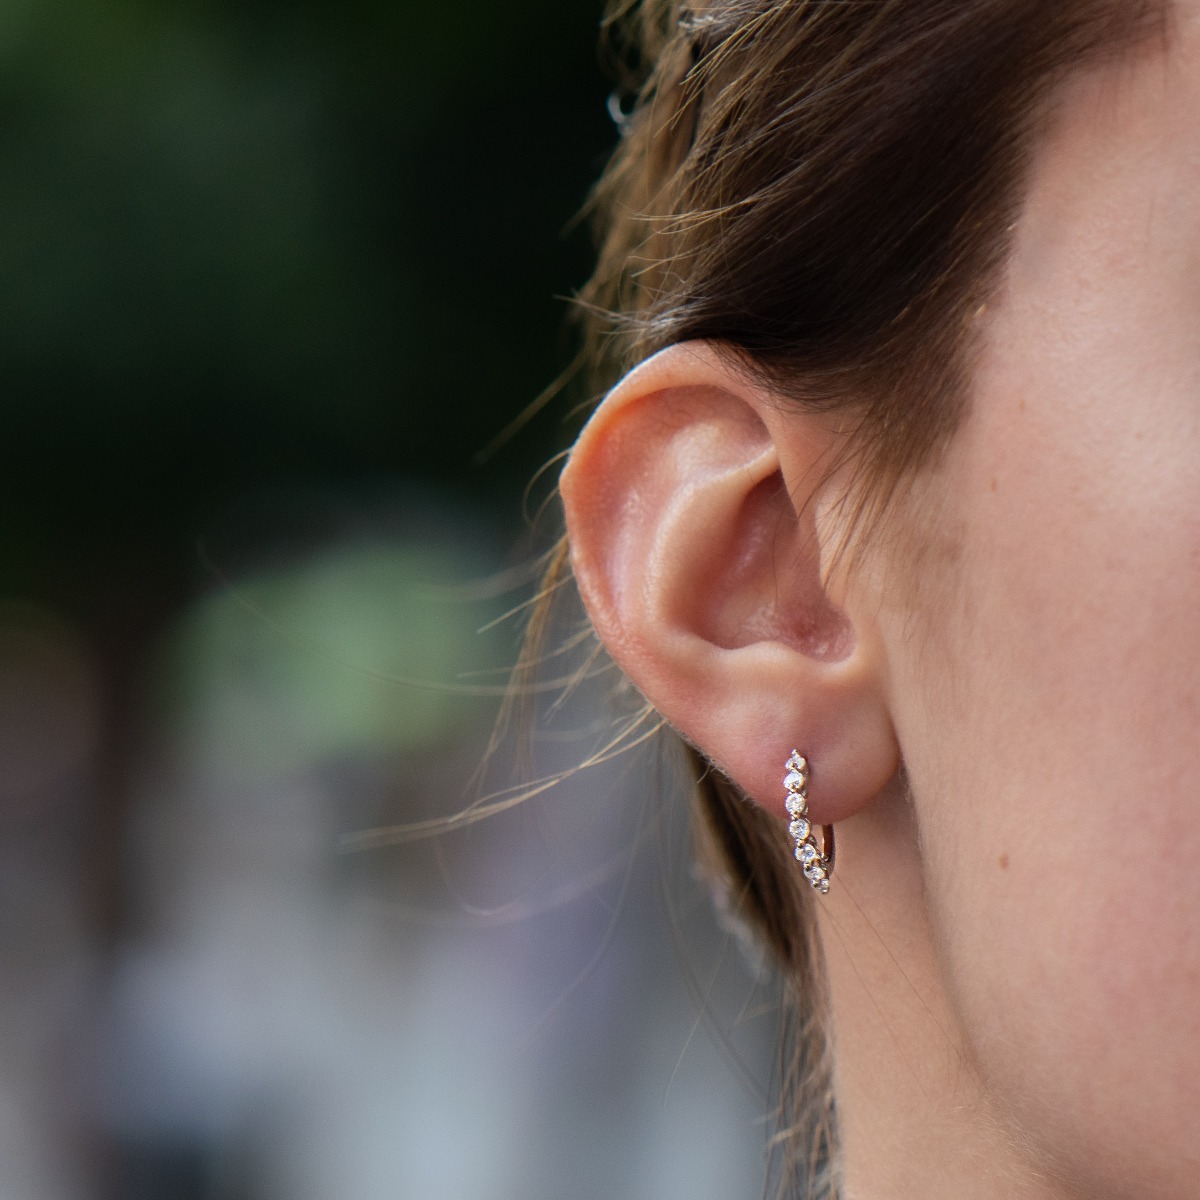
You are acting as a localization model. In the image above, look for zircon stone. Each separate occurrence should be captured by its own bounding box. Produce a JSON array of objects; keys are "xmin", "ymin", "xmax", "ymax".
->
[
  {"xmin": 798, "ymin": 843, "xmax": 820, "ymax": 867},
  {"xmin": 784, "ymin": 770, "xmax": 807, "ymax": 792},
  {"xmin": 785, "ymin": 794, "xmax": 805, "ymax": 816},
  {"xmin": 804, "ymin": 863, "xmax": 826, "ymax": 885},
  {"xmin": 789, "ymin": 817, "xmax": 811, "ymax": 841},
  {"xmin": 787, "ymin": 752, "xmax": 807, "ymax": 773}
]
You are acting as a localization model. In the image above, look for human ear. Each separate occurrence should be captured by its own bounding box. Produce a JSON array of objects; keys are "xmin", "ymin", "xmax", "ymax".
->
[{"xmin": 559, "ymin": 341, "xmax": 899, "ymax": 825}]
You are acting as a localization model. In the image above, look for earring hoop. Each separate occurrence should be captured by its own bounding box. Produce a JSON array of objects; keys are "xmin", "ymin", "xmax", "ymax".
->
[{"xmin": 784, "ymin": 751, "xmax": 835, "ymax": 893}]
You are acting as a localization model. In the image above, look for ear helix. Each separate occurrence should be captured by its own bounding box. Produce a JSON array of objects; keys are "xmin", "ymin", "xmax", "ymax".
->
[{"xmin": 785, "ymin": 751, "xmax": 835, "ymax": 893}]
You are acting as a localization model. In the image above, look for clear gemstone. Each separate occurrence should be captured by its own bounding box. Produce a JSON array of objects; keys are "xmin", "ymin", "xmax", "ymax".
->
[
  {"xmin": 789, "ymin": 817, "xmax": 811, "ymax": 841},
  {"xmin": 799, "ymin": 843, "xmax": 820, "ymax": 867},
  {"xmin": 787, "ymin": 752, "xmax": 807, "ymax": 773},
  {"xmin": 784, "ymin": 770, "xmax": 807, "ymax": 792},
  {"xmin": 817, "ymin": 879, "xmax": 830, "ymax": 894},
  {"xmin": 785, "ymin": 794, "xmax": 805, "ymax": 816},
  {"xmin": 804, "ymin": 863, "xmax": 826, "ymax": 884},
  {"xmin": 794, "ymin": 844, "xmax": 806, "ymax": 862}
]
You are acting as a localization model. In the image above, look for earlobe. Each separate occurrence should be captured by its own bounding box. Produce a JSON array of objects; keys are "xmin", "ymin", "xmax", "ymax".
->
[{"xmin": 560, "ymin": 341, "xmax": 899, "ymax": 828}]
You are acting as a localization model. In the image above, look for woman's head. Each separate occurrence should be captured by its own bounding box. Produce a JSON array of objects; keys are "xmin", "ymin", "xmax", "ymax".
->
[{"xmin": 558, "ymin": 1, "xmax": 1200, "ymax": 1197}]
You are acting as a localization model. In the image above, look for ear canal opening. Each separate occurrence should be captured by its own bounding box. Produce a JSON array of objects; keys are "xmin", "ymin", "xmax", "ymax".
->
[{"xmin": 707, "ymin": 473, "xmax": 855, "ymax": 662}]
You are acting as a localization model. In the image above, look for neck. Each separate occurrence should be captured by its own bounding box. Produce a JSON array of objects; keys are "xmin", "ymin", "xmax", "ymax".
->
[{"xmin": 816, "ymin": 785, "xmax": 1064, "ymax": 1200}]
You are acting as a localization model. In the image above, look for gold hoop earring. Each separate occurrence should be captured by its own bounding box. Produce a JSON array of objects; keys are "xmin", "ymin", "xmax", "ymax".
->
[{"xmin": 785, "ymin": 751, "xmax": 835, "ymax": 893}]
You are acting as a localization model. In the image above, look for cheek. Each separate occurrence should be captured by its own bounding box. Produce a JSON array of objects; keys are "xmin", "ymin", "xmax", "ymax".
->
[
  {"xmin": 875, "ymin": 32, "xmax": 1200, "ymax": 1191},
  {"xmin": 893, "ymin": 398, "xmax": 1200, "ymax": 1192}
]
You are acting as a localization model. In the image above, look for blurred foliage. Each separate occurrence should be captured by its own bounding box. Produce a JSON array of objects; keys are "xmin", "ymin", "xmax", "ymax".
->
[{"xmin": 0, "ymin": 0, "xmax": 612, "ymax": 605}]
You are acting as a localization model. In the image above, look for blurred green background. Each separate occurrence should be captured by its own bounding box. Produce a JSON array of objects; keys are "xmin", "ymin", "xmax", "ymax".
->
[
  {"xmin": 1, "ymin": 0, "xmax": 610, "ymax": 625},
  {"xmin": 0, "ymin": 5, "xmax": 783, "ymax": 1199},
  {"xmin": 0, "ymin": 0, "xmax": 612, "ymax": 926}
]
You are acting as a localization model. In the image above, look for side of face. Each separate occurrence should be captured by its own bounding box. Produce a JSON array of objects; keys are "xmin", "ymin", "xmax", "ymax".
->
[
  {"xmin": 883, "ymin": 10, "xmax": 1200, "ymax": 1192},
  {"xmin": 560, "ymin": 7, "xmax": 1200, "ymax": 1195}
]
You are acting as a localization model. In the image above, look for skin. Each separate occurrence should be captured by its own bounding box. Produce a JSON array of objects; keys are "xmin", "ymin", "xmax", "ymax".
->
[{"xmin": 561, "ymin": 6, "xmax": 1200, "ymax": 1199}]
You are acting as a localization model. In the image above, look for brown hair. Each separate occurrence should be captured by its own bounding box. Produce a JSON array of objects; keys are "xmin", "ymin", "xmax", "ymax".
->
[{"xmin": 529, "ymin": 1, "xmax": 1164, "ymax": 1195}]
